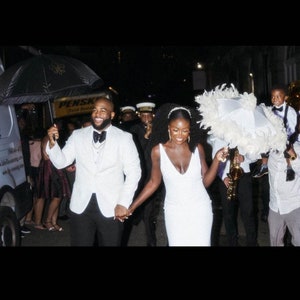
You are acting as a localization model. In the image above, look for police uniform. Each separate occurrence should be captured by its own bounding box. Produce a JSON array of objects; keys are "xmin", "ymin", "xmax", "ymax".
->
[
  {"xmin": 121, "ymin": 101, "xmax": 161, "ymax": 246},
  {"xmin": 136, "ymin": 102, "xmax": 155, "ymax": 113},
  {"xmin": 118, "ymin": 106, "xmax": 138, "ymax": 132}
]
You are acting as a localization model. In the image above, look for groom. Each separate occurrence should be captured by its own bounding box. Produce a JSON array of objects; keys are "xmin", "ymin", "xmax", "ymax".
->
[{"xmin": 46, "ymin": 96, "xmax": 141, "ymax": 246}]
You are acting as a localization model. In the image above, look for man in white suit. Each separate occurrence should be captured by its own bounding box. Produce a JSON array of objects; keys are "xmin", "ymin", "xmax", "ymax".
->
[{"xmin": 46, "ymin": 96, "xmax": 141, "ymax": 246}]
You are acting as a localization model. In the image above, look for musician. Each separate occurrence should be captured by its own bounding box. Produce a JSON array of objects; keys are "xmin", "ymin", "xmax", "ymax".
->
[
  {"xmin": 211, "ymin": 137, "xmax": 258, "ymax": 246},
  {"xmin": 118, "ymin": 105, "xmax": 139, "ymax": 132},
  {"xmin": 121, "ymin": 101, "xmax": 162, "ymax": 246}
]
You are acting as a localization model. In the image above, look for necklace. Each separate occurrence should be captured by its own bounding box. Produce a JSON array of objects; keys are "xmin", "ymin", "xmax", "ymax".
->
[{"xmin": 92, "ymin": 139, "xmax": 105, "ymax": 151}]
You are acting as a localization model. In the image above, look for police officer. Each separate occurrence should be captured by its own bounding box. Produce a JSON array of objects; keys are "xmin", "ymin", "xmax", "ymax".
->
[
  {"xmin": 121, "ymin": 102, "xmax": 161, "ymax": 246},
  {"xmin": 118, "ymin": 106, "xmax": 138, "ymax": 132}
]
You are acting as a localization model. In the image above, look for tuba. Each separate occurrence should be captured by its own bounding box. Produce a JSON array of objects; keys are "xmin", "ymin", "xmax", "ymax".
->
[{"xmin": 227, "ymin": 146, "xmax": 244, "ymax": 201}]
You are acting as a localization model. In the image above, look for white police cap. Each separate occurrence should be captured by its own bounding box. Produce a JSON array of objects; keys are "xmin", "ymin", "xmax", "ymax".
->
[
  {"xmin": 136, "ymin": 102, "xmax": 156, "ymax": 113},
  {"xmin": 120, "ymin": 106, "xmax": 136, "ymax": 113}
]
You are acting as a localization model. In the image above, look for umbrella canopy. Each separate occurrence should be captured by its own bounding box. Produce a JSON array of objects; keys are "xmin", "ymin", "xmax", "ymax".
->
[
  {"xmin": 0, "ymin": 54, "xmax": 104, "ymax": 105},
  {"xmin": 195, "ymin": 84, "xmax": 287, "ymax": 160}
]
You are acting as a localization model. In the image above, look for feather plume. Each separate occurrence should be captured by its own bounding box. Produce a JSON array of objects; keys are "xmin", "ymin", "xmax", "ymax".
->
[{"xmin": 195, "ymin": 84, "xmax": 287, "ymax": 160}]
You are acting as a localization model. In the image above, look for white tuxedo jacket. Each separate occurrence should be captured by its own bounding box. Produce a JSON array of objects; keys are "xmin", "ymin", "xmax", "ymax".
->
[{"xmin": 46, "ymin": 125, "xmax": 141, "ymax": 217}]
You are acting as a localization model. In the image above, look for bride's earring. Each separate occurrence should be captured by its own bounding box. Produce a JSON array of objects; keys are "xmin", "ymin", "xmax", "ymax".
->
[
  {"xmin": 168, "ymin": 130, "xmax": 171, "ymax": 141},
  {"xmin": 188, "ymin": 136, "xmax": 190, "ymax": 143}
]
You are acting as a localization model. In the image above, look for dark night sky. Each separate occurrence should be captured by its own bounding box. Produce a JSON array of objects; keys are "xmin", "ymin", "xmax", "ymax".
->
[{"xmin": 1, "ymin": 45, "xmax": 232, "ymax": 108}]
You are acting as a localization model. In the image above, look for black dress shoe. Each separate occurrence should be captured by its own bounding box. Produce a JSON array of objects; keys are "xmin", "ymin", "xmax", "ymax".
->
[
  {"xmin": 286, "ymin": 168, "xmax": 295, "ymax": 181},
  {"xmin": 58, "ymin": 215, "xmax": 69, "ymax": 220}
]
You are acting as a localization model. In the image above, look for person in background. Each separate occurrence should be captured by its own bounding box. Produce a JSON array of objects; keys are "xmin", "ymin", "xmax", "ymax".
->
[
  {"xmin": 252, "ymin": 85, "xmax": 299, "ymax": 239},
  {"xmin": 36, "ymin": 132, "xmax": 71, "ymax": 231},
  {"xmin": 46, "ymin": 96, "xmax": 141, "ymax": 246},
  {"xmin": 253, "ymin": 85, "xmax": 298, "ymax": 181},
  {"xmin": 119, "ymin": 103, "xmax": 228, "ymax": 246},
  {"xmin": 118, "ymin": 105, "xmax": 139, "ymax": 132},
  {"xmin": 81, "ymin": 115, "xmax": 92, "ymax": 128},
  {"xmin": 268, "ymin": 121, "xmax": 300, "ymax": 246},
  {"xmin": 24, "ymin": 127, "xmax": 44, "ymax": 228},
  {"xmin": 122, "ymin": 101, "xmax": 161, "ymax": 247},
  {"xmin": 17, "ymin": 112, "xmax": 33, "ymax": 236},
  {"xmin": 211, "ymin": 137, "xmax": 258, "ymax": 246},
  {"xmin": 59, "ymin": 120, "xmax": 78, "ymax": 220}
]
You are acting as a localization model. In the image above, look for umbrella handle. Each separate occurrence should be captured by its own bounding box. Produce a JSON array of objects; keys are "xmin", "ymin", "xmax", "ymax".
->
[{"xmin": 52, "ymin": 123, "xmax": 57, "ymax": 142}]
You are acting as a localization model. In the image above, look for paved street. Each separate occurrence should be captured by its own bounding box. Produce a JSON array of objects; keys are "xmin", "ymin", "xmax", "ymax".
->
[{"xmin": 20, "ymin": 179, "xmax": 270, "ymax": 247}]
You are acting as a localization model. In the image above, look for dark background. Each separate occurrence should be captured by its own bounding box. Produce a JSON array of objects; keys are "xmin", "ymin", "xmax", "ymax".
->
[{"xmin": 0, "ymin": 45, "xmax": 233, "ymax": 108}]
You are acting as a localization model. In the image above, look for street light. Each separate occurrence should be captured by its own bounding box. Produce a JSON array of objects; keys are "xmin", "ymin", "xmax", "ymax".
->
[{"xmin": 196, "ymin": 62, "xmax": 203, "ymax": 70}]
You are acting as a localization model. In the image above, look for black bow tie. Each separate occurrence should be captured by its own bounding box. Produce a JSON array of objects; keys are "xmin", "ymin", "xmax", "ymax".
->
[
  {"xmin": 272, "ymin": 106, "xmax": 283, "ymax": 112},
  {"xmin": 93, "ymin": 131, "xmax": 106, "ymax": 143}
]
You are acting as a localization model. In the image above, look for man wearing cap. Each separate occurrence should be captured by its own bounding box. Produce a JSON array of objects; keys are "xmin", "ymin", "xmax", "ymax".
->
[
  {"xmin": 122, "ymin": 101, "xmax": 162, "ymax": 246},
  {"xmin": 118, "ymin": 106, "xmax": 139, "ymax": 132}
]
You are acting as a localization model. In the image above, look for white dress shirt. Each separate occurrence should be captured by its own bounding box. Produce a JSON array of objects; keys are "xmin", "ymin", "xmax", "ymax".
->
[
  {"xmin": 272, "ymin": 103, "xmax": 298, "ymax": 139},
  {"xmin": 268, "ymin": 142, "xmax": 300, "ymax": 214}
]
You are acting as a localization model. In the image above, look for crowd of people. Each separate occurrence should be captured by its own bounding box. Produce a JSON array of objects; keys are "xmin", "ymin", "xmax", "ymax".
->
[{"xmin": 17, "ymin": 82, "xmax": 300, "ymax": 247}]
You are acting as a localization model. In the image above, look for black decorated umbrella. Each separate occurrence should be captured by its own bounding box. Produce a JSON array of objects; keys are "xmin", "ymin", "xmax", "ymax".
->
[
  {"xmin": 0, "ymin": 54, "xmax": 103, "ymax": 104},
  {"xmin": 0, "ymin": 54, "xmax": 104, "ymax": 122}
]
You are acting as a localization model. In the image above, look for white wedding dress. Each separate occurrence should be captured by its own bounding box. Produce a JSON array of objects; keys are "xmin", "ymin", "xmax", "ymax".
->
[{"xmin": 159, "ymin": 143, "xmax": 213, "ymax": 246}]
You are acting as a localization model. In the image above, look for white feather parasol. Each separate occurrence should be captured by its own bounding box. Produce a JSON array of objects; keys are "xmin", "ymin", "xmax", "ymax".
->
[{"xmin": 195, "ymin": 84, "xmax": 287, "ymax": 160}]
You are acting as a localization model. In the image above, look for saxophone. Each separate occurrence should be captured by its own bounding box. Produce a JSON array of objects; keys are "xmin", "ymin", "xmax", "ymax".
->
[{"xmin": 227, "ymin": 146, "xmax": 244, "ymax": 201}]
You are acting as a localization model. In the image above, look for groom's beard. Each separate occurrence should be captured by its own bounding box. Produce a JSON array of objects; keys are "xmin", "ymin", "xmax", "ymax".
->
[{"xmin": 92, "ymin": 118, "xmax": 111, "ymax": 131}]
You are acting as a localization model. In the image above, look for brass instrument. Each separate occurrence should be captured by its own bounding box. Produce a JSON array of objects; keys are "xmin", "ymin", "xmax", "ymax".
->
[
  {"xmin": 144, "ymin": 122, "xmax": 152, "ymax": 139},
  {"xmin": 227, "ymin": 146, "xmax": 244, "ymax": 201}
]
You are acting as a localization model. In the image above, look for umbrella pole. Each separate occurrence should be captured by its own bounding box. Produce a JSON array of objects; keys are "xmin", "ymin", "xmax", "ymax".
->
[{"xmin": 47, "ymin": 100, "xmax": 54, "ymax": 125}]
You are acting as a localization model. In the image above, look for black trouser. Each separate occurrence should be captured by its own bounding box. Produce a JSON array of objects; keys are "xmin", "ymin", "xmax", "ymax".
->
[
  {"xmin": 142, "ymin": 196, "xmax": 158, "ymax": 246},
  {"xmin": 121, "ymin": 193, "xmax": 159, "ymax": 247},
  {"xmin": 219, "ymin": 173, "xmax": 257, "ymax": 246},
  {"xmin": 69, "ymin": 194, "xmax": 123, "ymax": 246},
  {"xmin": 259, "ymin": 174, "xmax": 270, "ymax": 218}
]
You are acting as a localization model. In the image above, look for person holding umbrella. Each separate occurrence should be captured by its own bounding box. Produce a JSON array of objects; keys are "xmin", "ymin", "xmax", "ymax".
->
[
  {"xmin": 195, "ymin": 84, "xmax": 287, "ymax": 246},
  {"xmin": 46, "ymin": 95, "xmax": 141, "ymax": 246}
]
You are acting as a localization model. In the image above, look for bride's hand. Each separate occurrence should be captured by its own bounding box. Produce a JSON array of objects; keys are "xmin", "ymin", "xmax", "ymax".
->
[{"xmin": 216, "ymin": 146, "xmax": 229, "ymax": 162}]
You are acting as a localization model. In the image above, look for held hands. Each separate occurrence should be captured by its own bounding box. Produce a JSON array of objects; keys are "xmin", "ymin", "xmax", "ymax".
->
[
  {"xmin": 114, "ymin": 204, "xmax": 130, "ymax": 222},
  {"xmin": 47, "ymin": 124, "xmax": 59, "ymax": 148},
  {"xmin": 114, "ymin": 205, "xmax": 134, "ymax": 222}
]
